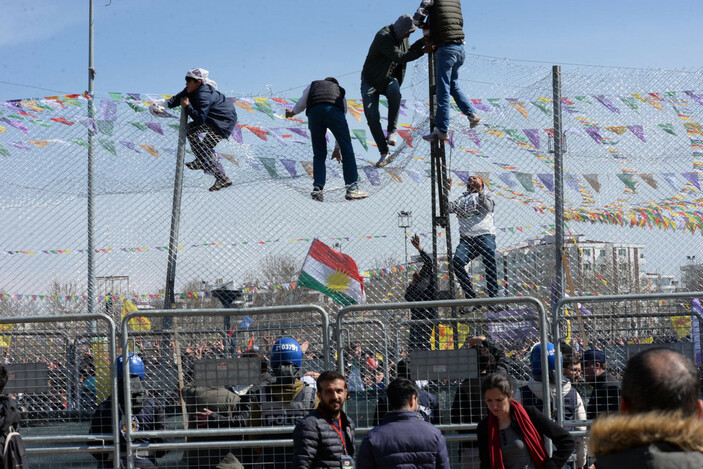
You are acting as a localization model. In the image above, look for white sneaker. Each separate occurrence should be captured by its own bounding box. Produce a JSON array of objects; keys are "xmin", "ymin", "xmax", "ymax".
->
[
  {"xmin": 376, "ymin": 152, "xmax": 392, "ymax": 168},
  {"xmin": 387, "ymin": 131, "xmax": 398, "ymax": 146},
  {"xmin": 422, "ymin": 128, "xmax": 448, "ymax": 142},
  {"xmin": 345, "ymin": 188, "xmax": 369, "ymax": 200}
]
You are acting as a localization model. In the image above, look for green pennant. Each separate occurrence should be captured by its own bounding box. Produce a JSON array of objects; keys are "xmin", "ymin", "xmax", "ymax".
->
[
  {"xmin": 658, "ymin": 123, "xmax": 676, "ymax": 135},
  {"xmin": 0, "ymin": 143, "xmax": 10, "ymax": 157},
  {"xmin": 30, "ymin": 119, "xmax": 52, "ymax": 127},
  {"xmin": 130, "ymin": 122, "xmax": 147, "ymax": 131},
  {"xmin": 531, "ymin": 101, "xmax": 551, "ymax": 115},
  {"xmin": 108, "ymin": 92, "xmax": 122, "ymax": 101},
  {"xmin": 167, "ymin": 123, "xmax": 180, "ymax": 131},
  {"xmin": 254, "ymin": 101, "xmax": 275, "ymax": 120},
  {"xmin": 380, "ymin": 99, "xmax": 388, "ymax": 108},
  {"xmin": 488, "ymin": 98, "xmax": 502, "ymax": 108},
  {"xmin": 352, "ymin": 129, "xmax": 368, "ymax": 151},
  {"xmin": 7, "ymin": 114, "xmax": 25, "ymax": 120},
  {"xmin": 575, "ymin": 96, "xmax": 592, "ymax": 104},
  {"xmin": 620, "ymin": 96, "xmax": 639, "ymax": 112},
  {"xmin": 617, "ymin": 173, "xmax": 637, "ymax": 192},
  {"xmin": 97, "ymin": 120, "xmax": 114, "ymax": 136},
  {"xmin": 514, "ymin": 172, "xmax": 534, "ymax": 192},
  {"xmin": 259, "ymin": 157, "xmax": 278, "ymax": 178},
  {"xmin": 69, "ymin": 138, "xmax": 90, "ymax": 148},
  {"xmin": 99, "ymin": 139, "xmax": 117, "ymax": 155},
  {"xmin": 126, "ymin": 101, "xmax": 145, "ymax": 112}
]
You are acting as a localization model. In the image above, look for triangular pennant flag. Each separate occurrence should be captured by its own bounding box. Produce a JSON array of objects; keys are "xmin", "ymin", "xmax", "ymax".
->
[
  {"xmin": 507, "ymin": 99, "xmax": 529, "ymax": 119},
  {"xmin": 146, "ymin": 122, "xmax": 164, "ymax": 135},
  {"xmin": 27, "ymin": 140, "xmax": 50, "ymax": 147},
  {"xmin": 658, "ymin": 123, "xmax": 676, "ymax": 135},
  {"xmin": 139, "ymin": 144, "xmax": 159, "ymax": 158},
  {"xmin": 288, "ymin": 127, "xmax": 310, "ymax": 140},
  {"xmin": 384, "ymin": 167, "xmax": 403, "ymax": 182},
  {"xmin": 583, "ymin": 174, "xmax": 600, "ymax": 193},
  {"xmin": 245, "ymin": 126, "xmax": 268, "ymax": 140},
  {"xmin": 300, "ymin": 161, "xmax": 315, "ymax": 179},
  {"xmin": 565, "ymin": 174, "xmax": 580, "ymax": 192},
  {"xmin": 617, "ymin": 173, "xmax": 637, "ymax": 191},
  {"xmin": 0, "ymin": 143, "xmax": 11, "ymax": 156},
  {"xmin": 682, "ymin": 172, "xmax": 701, "ymax": 190},
  {"xmin": 130, "ymin": 122, "xmax": 147, "ymax": 131},
  {"xmin": 661, "ymin": 173, "xmax": 678, "ymax": 189},
  {"xmin": 514, "ymin": 172, "xmax": 534, "ymax": 192},
  {"xmin": 594, "ymin": 95, "xmax": 619, "ymax": 113},
  {"xmin": 233, "ymin": 101, "xmax": 254, "ymax": 113},
  {"xmin": 100, "ymin": 100, "xmax": 118, "ymax": 120},
  {"xmin": 280, "ymin": 159, "xmax": 299, "ymax": 178},
  {"xmin": 99, "ymin": 139, "xmax": 117, "ymax": 155},
  {"xmin": 638, "ymin": 173, "xmax": 658, "ymax": 189},
  {"xmin": 523, "ymin": 129, "xmax": 540, "ymax": 148},
  {"xmin": 685, "ymin": 91, "xmax": 703, "ymax": 107},
  {"xmin": 76, "ymin": 117, "xmax": 97, "ymax": 132},
  {"xmin": 536, "ymin": 174, "xmax": 554, "ymax": 191},
  {"xmin": 219, "ymin": 152, "xmax": 238, "ymax": 165},
  {"xmin": 404, "ymin": 169, "xmax": 423, "ymax": 184},
  {"xmin": 530, "ymin": 99, "xmax": 551, "ymax": 115},
  {"xmin": 498, "ymin": 172, "xmax": 517, "ymax": 188},
  {"xmin": 120, "ymin": 141, "xmax": 141, "ymax": 153},
  {"xmin": 347, "ymin": 101, "xmax": 363, "ymax": 122},
  {"xmin": 231, "ymin": 126, "xmax": 243, "ymax": 143},
  {"xmin": 604, "ymin": 126, "xmax": 628, "ymax": 135},
  {"xmin": 475, "ymin": 172, "xmax": 490, "ymax": 186},
  {"xmin": 396, "ymin": 129, "xmax": 413, "ymax": 147},
  {"xmin": 352, "ymin": 129, "xmax": 368, "ymax": 150},
  {"xmin": 627, "ymin": 125, "xmax": 646, "ymax": 142},
  {"xmin": 259, "ymin": 157, "xmax": 278, "ymax": 178},
  {"xmin": 461, "ymin": 128, "xmax": 481, "ymax": 147},
  {"xmin": 97, "ymin": 120, "xmax": 114, "ymax": 136},
  {"xmin": 362, "ymin": 165, "xmax": 381, "ymax": 186},
  {"xmin": 254, "ymin": 99, "xmax": 275, "ymax": 120},
  {"xmin": 453, "ymin": 170, "xmax": 471, "ymax": 185}
]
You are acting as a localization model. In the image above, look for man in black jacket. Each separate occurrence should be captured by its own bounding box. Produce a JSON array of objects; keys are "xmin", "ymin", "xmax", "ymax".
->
[
  {"xmin": 404, "ymin": 234, "xmax": 437, "ymax": 350},
  {"xmin": 151, "ymin": 68, "xmax": 238, "ymax": 192},
  {"xmin": 361, "ymin": 14, "xmax": 426, "ymax": 168},
  {"xmin": 582, "ymin": 349, "xmax": 621, "ymax": 419},
  {"xmin": 293, "ymin": 371, "xmax": 355, "ymax": 469}
]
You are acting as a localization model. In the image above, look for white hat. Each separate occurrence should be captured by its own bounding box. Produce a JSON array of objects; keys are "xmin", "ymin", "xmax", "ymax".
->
[{"xmin": 185, "ymin": 68, "xmax": 217, "ymax": 88}]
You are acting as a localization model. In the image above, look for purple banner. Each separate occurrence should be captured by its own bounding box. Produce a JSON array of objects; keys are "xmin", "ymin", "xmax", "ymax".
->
[{"xmin": 486, "ymin": 309, "xmax": 539, "ymax": 342}]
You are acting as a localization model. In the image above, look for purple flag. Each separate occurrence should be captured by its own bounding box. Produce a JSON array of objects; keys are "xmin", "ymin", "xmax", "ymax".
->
[
  {"xmin": 446, "ymin": 131, "xmax": 455, "ymax": 149},
  {"xmin": 362, "ymin": 166, "xmax": 382, "ymax": 186},
  {"xmin": 523, "ymin": 129, "xmax": 540, "ymax": 148},
  {"xmin": 461, "ymin": 128, "xmax": 482, "ymax": 147},
  {"xmin": 280, "ymin": 159, "xmax": 299, "ymax": 178},
  {"xmin": 627, "ymin": 125, "xmax": 646, "ymax": 142},
  {"xmin": 682, "ymin": 172, "xmax": 701, "ymax": 190},
  {"xmin": 119, "ymin": 141, "xmax": 141, "ymax": 153},
  {"xmin": 498, "ymin": 173, "xmax": 517, "ymax": 188},
  {"xmin": 537, "ymin": 173, "xmax": 554, "ymax": 191},
  {"xmin": 100, "ymin": 100, "xmax": 117, "ymax": 121},
  {"xmin": 405, "ymin": 170, "xmax": 424, "ymax": 185},
  {"xmin": 146, "ymin": 122, "xmax": 164, "ymax": 135},
  {"xmin": 7, "ymin": 142, "xmax": 30, "ymax": 150},
  {"xmin": 685, "ymin": 91, "xmax": 703, "ymax": 107},
  {"xmin": 661, "ymin": 173, "xmax": 678, "ymax": 189},
  {"xmin": 288, "ymin": 127, "xmax": 310, "ymax": 140},
  {"xmin": 486, "ymin": 309, "xmax": 539, "ymax": 342},
  {"xmin": 0, "ymin": 118, "xmax": 29, "ymax": 135},
  {"xmin": 594, "ymin": 95, "xmax": 619, "ymax": 113},
  {"xmin": 76, "ymin": 117, "xmax": 97, "ymax": 132},
  {"xmin": 127, "ymin": 93, "xmax": 141, "ymax": 101},
  {"xmin": 470, "ymin": 99, "xmax": 491, "ymax": 113},
  {"xmin": 565, "ymin": 174, "xmax": 580, "ymax": 192},
  {"xmin": 453, "ymin": 170, "xmax": 471, "ymax": 185},
  {"xmin": 584, "ymin": 127, "xmax": 603, "ymax": 144},
  {"xmin": 231, "ymin": 126, "xmax": 243, "ymax": 143}
]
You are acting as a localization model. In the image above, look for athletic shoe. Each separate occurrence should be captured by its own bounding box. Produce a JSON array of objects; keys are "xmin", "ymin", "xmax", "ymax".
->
[
  {"xmin": 209, "ymin": 178, "xmax": 232, "ymax": 192},
  {"xmin": 345, "ymin": 188, "xmax": 369, "ymax": 200},
  {"xmin": 387, "ymin": 131, "xmax": 398, "ymax": 146},
  {"xmin": 468, "ymin": 113, "xmax": 482, "ymax": 129},
  {"xmin": 422, "ymin": 128, "xmax": 448, "ymax": 142},
  {"xmin": 186, "ymin": 160, "xmax": 204, "ymax": 170},
  {"xmin": 376, "ymin": 152, "xmax": 392, "ymax": 168},
  {"xmin": 311, "ymin": 188, "xmax": 324, "ymax": 202}
]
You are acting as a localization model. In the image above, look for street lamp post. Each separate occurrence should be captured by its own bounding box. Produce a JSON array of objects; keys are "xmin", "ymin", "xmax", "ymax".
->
[{"xmin": 398, "ymin": 211, "xmax": 412, "ymax": 281}]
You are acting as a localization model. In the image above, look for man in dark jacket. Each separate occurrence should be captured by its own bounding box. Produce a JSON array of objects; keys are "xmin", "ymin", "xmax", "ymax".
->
[
  {"xmin": 582, "ymin": 349, "xmax": 620, "ymax": 419},
  {"xmin": 357, "ymin": 378, "xmax": 450, "ymax": 469},
  {"xmin": 286, "ymin": 78, "xmax": 369, "ymax": 202},
  {"xmin": 89, "ymin": 354, "xmax": 166, "ymax": 469},
  {"xmin": 404, "ymin": 234, "xmax": 437, "ymax": 350},
  {"xmin": 590, "ymin": 347, "xmax": 703, "ymax": 468},
  {"xmin": 413, "ymin": 0, "xmax": 481, "ymax": 142},
  {"xmin": 361, "ymin": 14, "xmax": 426, "ymax": 168},
  {"xmin": 293, "ymin": 370, "xmax": 355, "ymax": 469},
  {"xmin": 151, "ymin": 68, "xmax": 237, "ymax": 192}
]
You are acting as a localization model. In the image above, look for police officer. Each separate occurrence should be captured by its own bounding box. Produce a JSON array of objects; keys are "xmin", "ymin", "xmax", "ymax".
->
[
  {"xmin": 199, "ymin": 337, "xmax": 316, "ymax": 468},
  {"xmin": 89, "ymin": 354, "xmax": 166, "ymax": 468}
]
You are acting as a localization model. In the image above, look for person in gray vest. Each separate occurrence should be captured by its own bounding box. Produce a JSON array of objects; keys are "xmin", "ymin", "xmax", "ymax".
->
[
  {"xmin": 517, "ymin": 343, "xmax": 587, "ymax": 469},
  {"xmin": 361, "ymin": 14, "xmax": 427, "ymax": 168},
  {"xmin": 448, "ymin": 174, "xmax": 498, "ymax": 302},
  {"xmin": 413, "ymin": 0, "xmax": 481, "ymax": 142},
  {"xmin": 286, "ymin": 78, "xmax": 369, "ymax": 202}
]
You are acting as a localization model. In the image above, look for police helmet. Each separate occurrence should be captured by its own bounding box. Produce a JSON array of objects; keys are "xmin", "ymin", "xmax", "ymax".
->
[
  {"xmin": 530, "ymin": 342, "xmax": 559, "ymax": 377},
  {"xmin": 270, "ymin": 337, "xmax": 303, "ymax": 368},
  {"xmin": 116, "ymin": 353, "xmax": 146, "ymax": 380}
]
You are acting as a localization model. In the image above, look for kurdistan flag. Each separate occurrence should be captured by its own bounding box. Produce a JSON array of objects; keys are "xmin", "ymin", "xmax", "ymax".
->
[{"xmin": 298, "ymin": 239, "xmax": 366, "ymax": 305}]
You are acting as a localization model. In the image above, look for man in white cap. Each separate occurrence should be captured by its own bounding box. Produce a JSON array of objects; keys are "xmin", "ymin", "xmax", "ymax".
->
[
  {"xmin": 361, "ymin": 14, "xmax": 427, "ymax": 168},
  {"xmin": 150, "ymin": 68, "xmax": 237, "ymax": 192}
]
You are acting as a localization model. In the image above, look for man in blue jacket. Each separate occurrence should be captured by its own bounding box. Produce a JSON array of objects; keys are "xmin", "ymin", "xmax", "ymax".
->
[
  {"xmin": 357, "ymin": 378, "xmax": 450, "ymax": 469},
  {"xmin": 151, "ymin": 68, "xmax": 237, "ymax": 192},
  {"xmin": 361, "ymin": 14, "xmax": 426, "ymax": 168}
]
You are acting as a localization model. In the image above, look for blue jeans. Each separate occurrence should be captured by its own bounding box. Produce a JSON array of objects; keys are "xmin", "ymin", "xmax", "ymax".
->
[
  {"xmin": 361, "ymin": 78, "xmax": 401, "ymax": 155},
  {"xmin": 307, "ymin": 104, "xmax": 359, "ymax": 190},
  {"xmin": 435, "ymin": 43, "xmax": 477, "ymax": 133},
  {"xmin": 453, "ymin": 234, "xmax": 498, "ymax": 299}
]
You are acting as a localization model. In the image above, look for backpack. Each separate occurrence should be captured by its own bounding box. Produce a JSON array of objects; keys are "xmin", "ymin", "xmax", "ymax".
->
[{"xmin": 1, "ymin": 426, "xmax": 27, "ymax": 469}]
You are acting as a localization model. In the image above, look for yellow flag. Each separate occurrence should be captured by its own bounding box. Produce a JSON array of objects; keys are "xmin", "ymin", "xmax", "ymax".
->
[
  {"xmin": 122, "ymin": 299, "xmax": 151, "ymax": 331},
  {"xmin": 670, "ymin": 316, "xmax": 691, "ymax": 340}
]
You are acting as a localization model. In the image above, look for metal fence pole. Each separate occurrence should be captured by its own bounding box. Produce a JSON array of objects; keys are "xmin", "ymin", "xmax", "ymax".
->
[
  {"xmin": 552, "ymin": 65, "xmax": 565, "ymax": 316},
  {"xmin": 87, "ymin": 0, "xmax": 97, "ymax": 327},
  {"xmin": 163, "ymin": 108, "xmax": 188, "ymax": 325}
]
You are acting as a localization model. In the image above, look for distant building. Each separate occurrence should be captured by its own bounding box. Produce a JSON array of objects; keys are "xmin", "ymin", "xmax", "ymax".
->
[
  {"xmin": 680, "ymin": 261, "xmax": 703, "ymax": 292},
  {"xmin": 640, "ymin": 273, "xmax": 677, "ymax": 294}
]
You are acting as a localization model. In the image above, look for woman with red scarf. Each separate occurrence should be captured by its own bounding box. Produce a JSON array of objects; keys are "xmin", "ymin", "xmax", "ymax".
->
[{"xmin": 477, "ymin": 373, "xmax": 575, "ymax": 469}]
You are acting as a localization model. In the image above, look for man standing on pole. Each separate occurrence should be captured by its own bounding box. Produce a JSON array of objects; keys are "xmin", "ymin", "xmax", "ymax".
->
[
  {"xmin": 361, "ymin": 14, "xmax": 427, "ymax": 168},
  {"xmin": 413, "ymin": 0, "xmax": 482, "ymax": 142}
]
